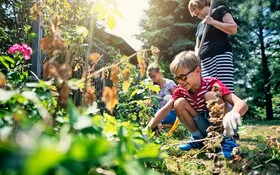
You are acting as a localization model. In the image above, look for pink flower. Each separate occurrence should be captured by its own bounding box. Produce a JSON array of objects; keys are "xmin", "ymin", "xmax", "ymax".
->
[
  {"xmin": 8, "ymin": 44, "xmax": 22, "ymax": 54},
  {"xmin": 21, "ymin": 43, "xmax": 32, "ymax": 60},
  {"xmin": 8, "ymin": 43, "xmax": 33, "ymax": 60}
]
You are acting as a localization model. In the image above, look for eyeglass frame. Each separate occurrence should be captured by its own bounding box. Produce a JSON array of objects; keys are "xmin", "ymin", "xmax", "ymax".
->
[{"xmin": 174, "ymin": 67, "xmax": 197, "ymax": 81}]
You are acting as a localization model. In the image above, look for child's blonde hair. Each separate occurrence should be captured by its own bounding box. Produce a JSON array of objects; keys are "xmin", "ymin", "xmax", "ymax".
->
[
  {"xmin": 170, "ymin": 51, "xmax": 200, "ymax": 75},
  {"xmin": 146, "ymin": 63, "xmax": 160, "ymax": 75},
  {"xmin": 188, "ymin": 0, "xmax": 210, "ymax": 17}
]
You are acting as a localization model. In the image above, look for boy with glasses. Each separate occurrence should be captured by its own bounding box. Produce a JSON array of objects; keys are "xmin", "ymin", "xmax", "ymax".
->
[{"xmin": 145, "ymin": 50, "xmax": 248, "ymax": 159}]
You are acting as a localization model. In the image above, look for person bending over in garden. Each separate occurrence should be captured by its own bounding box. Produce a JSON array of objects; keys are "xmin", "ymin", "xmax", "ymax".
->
[
  {"xmin": 147, "ymin": 63, "xmax": 177, "ymax": 128},
  {"xmin": 145, "ymin": 51, "xmax": 248, "ymax": 159},
  {"xmin": 188, "ymin": 0, "xmax": 237, "ymax": 92}
]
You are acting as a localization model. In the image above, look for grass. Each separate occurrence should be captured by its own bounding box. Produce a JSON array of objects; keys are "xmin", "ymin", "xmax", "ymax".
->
[{"xmin": 155, "ymin": 119, "xmax": 280, "ymax": 175}]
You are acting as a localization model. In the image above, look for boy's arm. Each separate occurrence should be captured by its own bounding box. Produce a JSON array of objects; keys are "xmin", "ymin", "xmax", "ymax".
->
[
  {"xmin": 224, "ymin": 93, "xmax": 248, "ymax": 116},
  {"xmin": 146, "ymin": 98, "xmax": 175, "ymax": 129},
  {"xmin": 223, "ymin": 93, "xmax": 248, "ymax": 135}
]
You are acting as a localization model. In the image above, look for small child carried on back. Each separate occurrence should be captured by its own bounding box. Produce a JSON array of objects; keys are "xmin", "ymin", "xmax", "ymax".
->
[{"xmin": 145, "ymin": 50, "xmax": 248, "ymax": 159}]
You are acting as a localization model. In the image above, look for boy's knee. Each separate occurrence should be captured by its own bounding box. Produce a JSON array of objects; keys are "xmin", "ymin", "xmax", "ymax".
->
[
  {"xmin": 173, "ymin": 98, "xmax": 186, "ymax": 112},
  {"xmin": 174, "ymin": 98, "xmax": 196, "ymax": 116}
]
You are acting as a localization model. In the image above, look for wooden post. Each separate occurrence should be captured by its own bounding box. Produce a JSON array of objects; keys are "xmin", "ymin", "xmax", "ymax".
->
[{"xmin": 31, "ymin": 16, "xmax": 43, "ymax": 79}]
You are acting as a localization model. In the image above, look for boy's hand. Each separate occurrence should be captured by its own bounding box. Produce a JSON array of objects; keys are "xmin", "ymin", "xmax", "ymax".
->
[{"xmin": 223, "ymin": 110, "xmax": 241, "ymax": 136}]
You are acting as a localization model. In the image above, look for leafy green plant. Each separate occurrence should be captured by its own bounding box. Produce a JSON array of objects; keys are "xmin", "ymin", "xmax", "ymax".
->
[{"xmin": 115, "ymin": 73, "xmax": 160, "ymax": 127}]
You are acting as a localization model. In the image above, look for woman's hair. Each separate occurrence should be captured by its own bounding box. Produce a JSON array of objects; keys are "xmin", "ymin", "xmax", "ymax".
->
[
  {"xmin": 146, "ymin": 63, "xmax": 161, "ymax": 74},
  {"xmin": 188, "ymin": 0, "xmax": 210, "ymax": 16},
  {"xmin": 170, "ymin": 51, "xmax": 200, "ymax": 75}
]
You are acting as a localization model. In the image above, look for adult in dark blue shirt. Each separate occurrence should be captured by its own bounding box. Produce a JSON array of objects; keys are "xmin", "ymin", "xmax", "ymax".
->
[{"xmin": 188, "ymin": 0, "xmax": 237, "ymax": 92}]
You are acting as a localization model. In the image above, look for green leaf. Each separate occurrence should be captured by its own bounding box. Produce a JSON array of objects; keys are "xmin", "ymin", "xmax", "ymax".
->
[
  {"xmin": 24, "ymin": 25, "xmax": 31, "ymax": 33},
  {"xmin": 103, "ymin": 113, "xmax": 118, "ymax": 135},
  {"xmin": 257, "ymin": 143, "xmax": 266, "ymax": 149},
  {"xmin": 256, "ymin": 135, "xmax": 266, "ymax": 142},
  {"xmin": 136, "ymin": 143, "xmax": 160, "ymax": 159},
  {"xmin": 27, "ymin": 32, "xmax": 37, "ymax": 41},
  {"xmin": 240, "ymin": 146, "xmax": 250, "ymax": 153},
  {"xmin": 66, "ymin": 100, "xmax": 80, "ymax": 125},
  {"xmin": 123, "ymin": 161, "xmax": 146, "ymax": 175},
  {"xmin": 130, "ymin": 89, "xmax": 138, "ymax": 98},
  {"xmin": 23, "ymin": 140, "xmax": 65, "ymax": 175},
  {"xmin": 106, "ymin": 14, "xmax": 116, "ymax": 30},
  {"xmin": 0, "ymin": 56, "xmax": 15, "ymax": 70}
]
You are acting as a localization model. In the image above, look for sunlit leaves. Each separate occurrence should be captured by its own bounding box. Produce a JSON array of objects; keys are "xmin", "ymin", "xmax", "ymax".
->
[
  {"xmin": 90, "ymin": 0, "xmax": 121, "ymax": 30},
  {"xmin": 23, "ymin": 139, "xmax": 65, "ymax": 175},
  {"xmin": 106, "ymin": 14, "xmax": 116, "ymax": 30},
  {"xmin": 103, "ymin": 113, "xmax": 118, "ymax": 136},
  {"xmin": 136, "ymin": 143, "xmax": 161, "ymax": 159},
  {"xmin": 122, "ymin": 65, "xmax": 131, "ymax": 92},
  {"xmin": 145, "ymin": 81, "xmax": 160, "ymax": 94},
  {"xmin": 75, "ymin": 26, "xmax": 89, "ymax": 38},
  {"xmin": 91, "ymin": 2, "xmax": 108, "ymax": 18},
  {"xmin": 122, "ymin": 81, "xmax": 131, "ymax": 93}
]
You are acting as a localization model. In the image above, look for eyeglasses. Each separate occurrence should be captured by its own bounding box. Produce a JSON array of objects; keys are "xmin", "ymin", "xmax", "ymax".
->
[{"xmin": 174, "ymin": 67, "xmax": 196, "ymax": 81}]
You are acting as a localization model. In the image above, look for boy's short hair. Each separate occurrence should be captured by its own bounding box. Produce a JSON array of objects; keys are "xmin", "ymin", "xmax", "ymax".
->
[{"xmin": 170, "ymin": 51, "xmax": 201, "ymax": 75}]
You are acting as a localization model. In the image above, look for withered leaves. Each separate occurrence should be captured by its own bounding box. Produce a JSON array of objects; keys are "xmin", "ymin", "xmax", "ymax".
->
[{"xmin": 102, "ymin": 86, "xmax": 118, "ymax": 113}]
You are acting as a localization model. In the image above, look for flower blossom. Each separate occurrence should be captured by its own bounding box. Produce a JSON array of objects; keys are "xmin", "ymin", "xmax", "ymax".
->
[
  {"xmin": 8, "ymin": 43, "xmax": 33, "ymax": 60},
  {"xmin": 8, "ymin": 44, "xmax": 22, "ymax": 54}
]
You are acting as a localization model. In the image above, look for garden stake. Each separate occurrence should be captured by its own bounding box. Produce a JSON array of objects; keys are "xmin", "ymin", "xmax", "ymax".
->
[{"xmin": 197, "ymin": 0, "xmax": 215, "ymax": 56}]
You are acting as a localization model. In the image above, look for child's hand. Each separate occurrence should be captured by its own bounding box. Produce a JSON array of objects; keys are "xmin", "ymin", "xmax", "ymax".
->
[
  {"xmin": 222, "ymin": 110, "xmax": 242, "ymax": 136},
  {"xmin": 143, "ymin": 127, "xmax": 150, "ymax": 142}
]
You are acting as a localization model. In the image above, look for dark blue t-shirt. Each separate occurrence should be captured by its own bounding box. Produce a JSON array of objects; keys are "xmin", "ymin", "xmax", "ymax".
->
[{"xmin": 196, "ymin": 5, "xmax": 232, "ymax": 58}]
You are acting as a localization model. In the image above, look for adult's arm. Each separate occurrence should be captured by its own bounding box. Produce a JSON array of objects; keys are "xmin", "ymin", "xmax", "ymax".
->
[{"xmin": 203, "ymin": 12, "xmax": 237, "ymax": 35}]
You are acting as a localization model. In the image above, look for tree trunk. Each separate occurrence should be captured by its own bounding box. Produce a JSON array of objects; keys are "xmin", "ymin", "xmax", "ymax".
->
[{"xmin": 259, "ymin": 20, "xmax": 273, "ymax": 120}]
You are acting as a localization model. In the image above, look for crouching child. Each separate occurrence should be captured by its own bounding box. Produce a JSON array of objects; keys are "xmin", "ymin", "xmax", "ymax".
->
[{"xmin": 145, "ymin": 50, "xmax": 248, "ymax": 159}]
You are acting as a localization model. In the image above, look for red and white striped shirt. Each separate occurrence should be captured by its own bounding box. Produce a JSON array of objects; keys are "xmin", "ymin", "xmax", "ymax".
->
[{"xmin": 172, "ymin": 77, "xmax": 231, "ymax": 112}]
